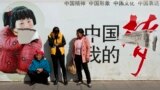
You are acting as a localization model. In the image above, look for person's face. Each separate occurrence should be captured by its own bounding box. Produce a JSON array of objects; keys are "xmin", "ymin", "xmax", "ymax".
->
[
  {"xmin": 52, "ymin": 32, "xmax": 59, "ymax": 39},
  {"xmin": 36, "ymin": 54, "xmax": 43, "ymax": 60},
  {"xmin": 52, "ymin": 32, "xmax": 56, "ymax": 38},
  {"xmin": 76, "ymin": 32, "xmax": 83, "ymax": 38},
  {"xmin": 13, "ymin": 18, "xmax": 34, "ymax": 36}
]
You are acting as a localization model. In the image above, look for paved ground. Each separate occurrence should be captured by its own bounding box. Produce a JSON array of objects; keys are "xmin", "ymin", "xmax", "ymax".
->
[{"xmin": 0, "ymin": 80, "xmax": 160, "ymax": 90}]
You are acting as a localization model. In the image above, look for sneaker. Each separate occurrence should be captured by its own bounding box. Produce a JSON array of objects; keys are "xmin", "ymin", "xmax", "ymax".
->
[
  {"xmin": 77, "ymin": 81, "xmax": 83, "ymax": 85},
  {"xmin": 87, "ymin": 83, "xmax": 92, "ymax": 88}
]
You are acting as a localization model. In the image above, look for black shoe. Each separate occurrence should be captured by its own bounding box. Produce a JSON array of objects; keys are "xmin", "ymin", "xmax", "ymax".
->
[
  {"xmin": 44, "ymin": 82, "xmax": 50, "ymax": 85},
  {"xmin": 64, "ymin": 79, "xmax": 68, "ymax": 85},
  {"xmin": 87, "ymin": 83, "xmax": 92, "ymax": 88},
  {"xmin": 30, "ymin": 81, "xmax": 35, "ymax": 86},
  {"xmin": 42, "ymin": 81, "xmax": 50, "ymax": 85},
  {"xmin": 54, "ymin": 80, "xmax": 58, "ymax": 85}
]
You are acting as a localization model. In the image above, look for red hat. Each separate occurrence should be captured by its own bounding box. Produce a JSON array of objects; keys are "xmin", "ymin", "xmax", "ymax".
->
[{"xmin": 35, "ymin": 50, "xmax": 44, "ymax": 56}]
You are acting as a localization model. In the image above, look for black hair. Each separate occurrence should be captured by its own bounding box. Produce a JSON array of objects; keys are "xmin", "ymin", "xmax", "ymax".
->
[
  {"xmin": 3, "ymin": 6, "xmax": 36, "ymax": 30},
  {"xmin": 52, "ymin": 27, "xmax": 59, "ymax": 34},
  {"xmin": 52, "ymin": 27, "xmax": 60, "ymax": 39},
  {"xmin": 77, "ymin": 28, "xmax": 84, "ymax": 35}
]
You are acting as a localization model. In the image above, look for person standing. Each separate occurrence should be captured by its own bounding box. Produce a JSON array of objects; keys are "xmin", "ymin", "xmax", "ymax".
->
[
  {"xmin": 72, "ymin": 28, "xmax": 92, "ymax": 88},
  {"xmin": 48, "ymin": 27, "xmax": 68, "ymax": 85}
]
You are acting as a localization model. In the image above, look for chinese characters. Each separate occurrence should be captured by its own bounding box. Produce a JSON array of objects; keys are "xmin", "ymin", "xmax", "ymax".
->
[
  {"xmin": 123, "ymin": 14, "xmax": 159, "ymax": 77},
  {"xmin": 85, "ymin": 24, "xmax": 120, "ymax": 64}
]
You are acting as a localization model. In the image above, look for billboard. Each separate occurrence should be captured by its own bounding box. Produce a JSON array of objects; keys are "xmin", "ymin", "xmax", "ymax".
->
[{"xmin": 0, "ymin": 0, "xmax": 160, "ymax": 81}]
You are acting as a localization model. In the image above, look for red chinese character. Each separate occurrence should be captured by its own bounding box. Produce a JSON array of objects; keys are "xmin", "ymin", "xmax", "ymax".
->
[
  {"xmin": 123, "ymin": 14, "xmax": 158, "ymax": 34},
  {"xmin": 123, "ymin": 14, "xmax": 158, "ymax": 77},
  {"xmin": 131, "ymin": 46, "xmax": 147, "ymax": 77}
]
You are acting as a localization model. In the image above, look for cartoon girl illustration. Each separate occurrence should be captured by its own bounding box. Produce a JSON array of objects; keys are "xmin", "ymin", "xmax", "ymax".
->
[{"xmin": 0, "ymin": 6, "xmax": 42, "ymax": 74}]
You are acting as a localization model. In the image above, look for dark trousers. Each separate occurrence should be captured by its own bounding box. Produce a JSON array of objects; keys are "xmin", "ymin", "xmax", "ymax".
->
[
  {"xmin": 74, "ymin": 55, "xmax": 91, "ymax": 84},
  {"xmin": 51, "ymin": 55, "xmax": 67, "ymax": 80},
  {"xmin": 28, "ymin": 71, "xmax": 49, "ymax": 83}
]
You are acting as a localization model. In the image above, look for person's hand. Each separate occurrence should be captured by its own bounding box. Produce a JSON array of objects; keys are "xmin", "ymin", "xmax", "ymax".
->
[
  {"xmin": 51, "ymin": 33, "xmax": 55, "ymax": 39},
  {"xmin": 86, "ymin": 58, "xmax": 90, "ymax": 63},
  {"xmin": 55, "ymin": 43, "xmax": 59, "ymax": 47},
  {"xmin": 16, "ymin": 69, "xmax": 27, "ymax": 74},
  {"xmin": 37, "ymin": 68, "xmax": 43, "ymax": 74}
]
